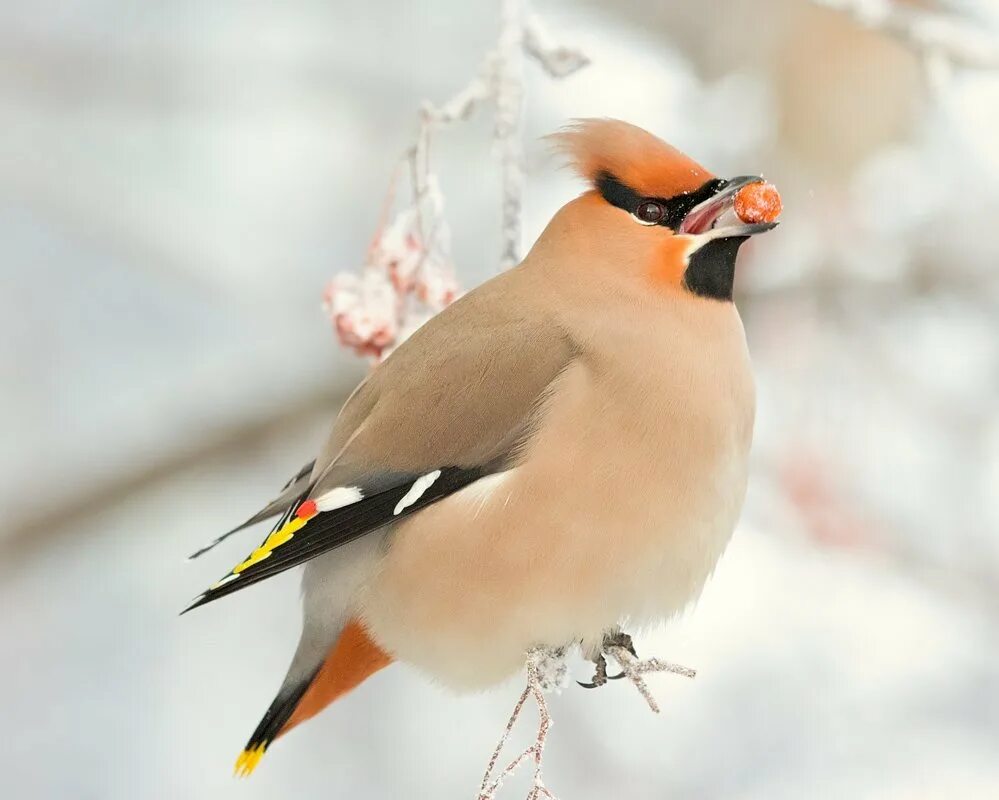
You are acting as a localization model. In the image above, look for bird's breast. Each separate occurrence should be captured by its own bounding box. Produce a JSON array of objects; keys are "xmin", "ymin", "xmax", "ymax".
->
[
  {"xmin": 362, "ymin": 305, "xmax": 755, "ymax": 689},
  {"xmin": 525, "ymin": 312, "xmax": 754, "ymax": 621}
]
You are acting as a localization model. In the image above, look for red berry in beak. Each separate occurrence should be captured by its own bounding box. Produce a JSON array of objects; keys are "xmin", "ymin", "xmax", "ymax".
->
[{"xmin": 734, "ymin": 182, "xmax": 782, "ymax": 224}]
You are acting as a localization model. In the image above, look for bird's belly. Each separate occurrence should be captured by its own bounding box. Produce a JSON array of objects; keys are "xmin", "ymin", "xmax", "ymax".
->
[{"xmin": 361, "ymin": 409, "xmax": 750, "ymax": 690}]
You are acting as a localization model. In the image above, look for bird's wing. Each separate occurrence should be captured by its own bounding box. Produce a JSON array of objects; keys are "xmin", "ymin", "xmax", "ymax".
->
[
  {"xmin": 184, "ymin": 271, "xmax": 576, "ymax": 612},
  {"xmin": 187, "ymin": 460, "xmax": 316, "ymax": 560}
]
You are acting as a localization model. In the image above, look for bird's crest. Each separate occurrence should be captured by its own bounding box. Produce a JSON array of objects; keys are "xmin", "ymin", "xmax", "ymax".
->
[{"xmin": 549, "ymin": 118, "xmax": 712, "ymax": 200}]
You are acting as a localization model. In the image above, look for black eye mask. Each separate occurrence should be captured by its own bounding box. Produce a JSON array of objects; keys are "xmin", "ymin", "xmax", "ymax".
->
[{"xmin": 595, "ymin": 172, "xmax": 727, "ymax": 230}]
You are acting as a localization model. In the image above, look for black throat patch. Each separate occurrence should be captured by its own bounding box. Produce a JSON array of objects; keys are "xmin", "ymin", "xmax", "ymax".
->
[
  {"xmin": 595, "ymin": 171, "xmax": 744, "ymax": 302},
  {"xmin": 683, "ymin": 236, "xmax": 748, "ymax": 301}
]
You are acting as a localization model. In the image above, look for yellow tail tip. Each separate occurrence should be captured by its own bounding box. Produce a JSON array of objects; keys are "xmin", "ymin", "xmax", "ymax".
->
[{"xmin": 233, "ymin": 744, "xmax": 267, "ymax": 778}]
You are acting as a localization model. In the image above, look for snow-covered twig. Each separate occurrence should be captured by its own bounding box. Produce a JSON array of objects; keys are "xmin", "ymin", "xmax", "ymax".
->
[
  {"xmin": 479, "ymin": 641, "xmax": 695, "ymax": 799},
  {"xmin": 606, "ymin": 645, "xmax": 697, "ymax": 715},
  {"xmin": 418, "ymin": 0, "xmax": 588, "ymax": 270},
  {"xmin": 478, "ymin": 648, "xmax": 566, "ymax": 800},
  {"xmin": 524, "ymin": 12, "xmax": 591, "ymax": 78},
  {"xmin": 493, "ymin": 0, "xmax": 528, "ymax": 272},
  {"xmin": 325, "ymin": 1, "xmax": 588, "ymax": 360}
]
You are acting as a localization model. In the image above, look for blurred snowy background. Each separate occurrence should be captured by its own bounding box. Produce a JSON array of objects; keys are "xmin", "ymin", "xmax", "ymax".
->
[{"xmin": 2, "ymin": 0, "xmax": 999, "ymax": 797}]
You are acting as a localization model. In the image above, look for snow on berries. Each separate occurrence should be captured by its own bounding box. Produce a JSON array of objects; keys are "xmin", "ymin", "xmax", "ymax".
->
[
  {"xmin": 734, "ymin": 181, "xmax": 782, "ymax": 225},
  {"xmin": 323, "ymin": 175, "xmax": 461, "ymax": 361}
]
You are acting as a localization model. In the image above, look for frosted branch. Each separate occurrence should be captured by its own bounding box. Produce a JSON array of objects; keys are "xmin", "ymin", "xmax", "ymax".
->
[
  {"xmin": 410, "ymin": 0, "xmax": 589, "ymax": 273},
  {"xmin": 478, "ymin": 647, "xmax": 565, "ymax": 800},
  {"xmin": 523, "ymin": 12, "xmax": 591, "ymax": 78},
  {"xmin": 478, "ymin": 639, "xmax": 695, "ymax": 798},
  {"xmin": 326, "ymin": 2, "xmax": 588, "ymax": 359},
  {"xmin": 606, "ymin": 645, "xmax": 697, "ymax": 715},
  {"xmin": 492, "ymin": 0, "xmax": 526, "ymax": 271},
  {"xmin": 421, "ymin": 75, "xmax": 493, "ymax": 128}
]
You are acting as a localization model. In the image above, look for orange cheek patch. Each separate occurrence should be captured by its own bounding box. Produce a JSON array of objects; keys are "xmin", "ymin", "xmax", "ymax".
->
[{"xmin": 648, "ymin": 235, "xmax": 693, "ymax": 289}]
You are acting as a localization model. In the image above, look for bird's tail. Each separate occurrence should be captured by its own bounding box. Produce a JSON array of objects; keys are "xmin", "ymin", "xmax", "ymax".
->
[{"xmin": 234, "ymin": 618, "xmax": 392, "ymax": 777}]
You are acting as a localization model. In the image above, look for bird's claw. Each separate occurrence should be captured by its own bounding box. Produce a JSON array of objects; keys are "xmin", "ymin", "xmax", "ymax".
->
[
  {"xmin": 577, "ymin": 630, "xmax": 638, "ymax": 687},
  {"xmin": 577, "ymin": 653, "xmax": 609, "ymax": 689},
  {"xmin": 604, "ymin": 630, "xmax": 638, "ymax": 659},
  {"xmin": 576, "ymin": 627, "xmax": 696, "ymax": 712}
]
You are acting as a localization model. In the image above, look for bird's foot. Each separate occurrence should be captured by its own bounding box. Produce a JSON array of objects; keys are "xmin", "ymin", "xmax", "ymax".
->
[
  {"xmin": 577, "ymin": 628, "xmax": 635, "ymax": 688},
  {"xmin": 576, "ymin": 652, "xmax": 610, "ymax": 688},
  {"xmin": 577, "ymin": 628, "xmax": 696, "ymax": 712},
  {"xmin": 603, "ymin": 629, "xmax": 638, "ymax": 659}
]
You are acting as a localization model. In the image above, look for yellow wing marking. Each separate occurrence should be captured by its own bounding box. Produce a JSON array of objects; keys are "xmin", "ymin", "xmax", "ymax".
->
[{"xmin": 211, "ymin": 515, "xmax": 309, "ymax": 589}]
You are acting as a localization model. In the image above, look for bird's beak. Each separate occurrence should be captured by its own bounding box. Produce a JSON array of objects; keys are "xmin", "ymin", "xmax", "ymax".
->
[{"xmin": 678, "ymin": 176, "xmax": 778, "ymax": 240}]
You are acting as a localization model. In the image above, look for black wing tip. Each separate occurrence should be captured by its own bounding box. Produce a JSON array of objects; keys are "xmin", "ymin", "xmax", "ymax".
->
[
  {"xmin": 179, "ymin": 589, "xmax": 220, "ymax": 615},
  {"xmin": 186, "ymin": 516, "xmax": 261, "ymax": 561},
  {"xmin": 186, "ymin": 546, "xmax": 212, "ymax": 562},
  {"xmin": 179, "ymin": 595, "xmax": 205, "ymax": 616},
  {"xmin": 180, "ymin": 577, "xmax": 245, "ymax": 614},
  {"xmin": 182, "ymin": 467, "xmax": 488, "ymax": 613}
]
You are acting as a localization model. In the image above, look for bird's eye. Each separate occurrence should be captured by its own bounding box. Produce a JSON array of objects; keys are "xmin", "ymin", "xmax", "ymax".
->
[{"xmin": 634, "ymin": 201, "xmax": 665, "ymax": 225}]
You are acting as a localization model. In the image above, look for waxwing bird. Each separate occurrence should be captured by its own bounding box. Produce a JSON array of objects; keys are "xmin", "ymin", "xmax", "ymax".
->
[{"xmin": 184, "ymin": 118, "xmax": 780, "ymax": 777}]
